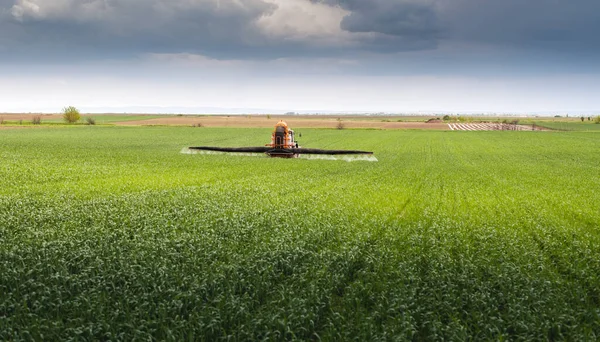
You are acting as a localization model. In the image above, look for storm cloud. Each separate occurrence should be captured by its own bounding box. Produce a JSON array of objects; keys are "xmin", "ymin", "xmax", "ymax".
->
[
  {"xmin": 442, "ymin": 0, "xmax": 600, "ymax": 51},
  {"xmin": 1, "ymin": 0, "xmax": 599, "ymax": 62},
  {"xmin": 2, "ymin": 0, "xmax": 280, "ymax": 60}
]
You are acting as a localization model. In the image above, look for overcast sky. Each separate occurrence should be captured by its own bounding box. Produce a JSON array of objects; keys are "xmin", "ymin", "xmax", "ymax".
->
[{"xmin": 1, "ymin": 0, "xmax": 599, "ymax": 113}]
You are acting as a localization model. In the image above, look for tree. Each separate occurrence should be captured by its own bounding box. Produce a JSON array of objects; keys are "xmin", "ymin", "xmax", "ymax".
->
[
  {"xmin": 62, "ymin": 106, "xmax": 81, "ymax": 123},
  {"xmin": 595, "ymin": 116, "xmax": 600, "ymax": 124},
  {"xmin": 442, "ymin": 115, "xmax": 451, "ymax": 121},
  {"xmin": 581, "ymin": 116, "xmax": 585, "ymax": 122}
]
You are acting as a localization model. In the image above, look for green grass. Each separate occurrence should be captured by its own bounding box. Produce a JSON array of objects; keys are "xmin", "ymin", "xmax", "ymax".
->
[
  {"xmin": 0, "ymin": 114, "xmax": 170, "ymax": 125},
  {"xmin": 44, "ymin": 114, "xmax": 171, "ymax": 124},
  {"xmin": 528, "ymin": 120, "xmax": 600, "ymax": 131},
  {"xmin": 1, "ymin": 127, "xmax": 600, "ymax": 340},
  {"xmin": 85, "ymin": 114, "xmax": 172, "ymax": 124}
]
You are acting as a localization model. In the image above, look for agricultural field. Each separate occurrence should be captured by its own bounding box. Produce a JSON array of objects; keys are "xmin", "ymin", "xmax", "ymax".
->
[
  {"xmin": 0, "ymin": 114, "xmax": 173, "ymax": 125},
  {"xmin": 0, "ymin": 114, "xmax": 448, "ymax": 129},
  {"xmin": 529, "ymin": 121, "xmax": 600, "ymax": 132},
  {"xmin": 79, "ymin": 114, "xmax": 173, "ymax": 124},
  {"xmin": 113, "ymin": 115, "xmax": 448, "ymax": 129},
  {"xmin": 1, "ymin": 126, "xmax": 600, "ymax": 340}
]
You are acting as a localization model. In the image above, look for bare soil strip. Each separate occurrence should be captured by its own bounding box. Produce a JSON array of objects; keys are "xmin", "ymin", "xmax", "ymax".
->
[
  {"xmin": 115, "ymin": 116, "xmax": 449, "ymax": 130},
  {"xmin": 1, "ymin": 114, "xmax": 450, "ymax": 130},
  {"xmin": 0, "ymin": 114, "xmax": 62, "ymax": 121}
]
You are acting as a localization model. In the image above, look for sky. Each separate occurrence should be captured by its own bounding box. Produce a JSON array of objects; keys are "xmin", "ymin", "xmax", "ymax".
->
[{"xmin": 1, "ymin": 0, "xmax": 599, "ymax": 114}]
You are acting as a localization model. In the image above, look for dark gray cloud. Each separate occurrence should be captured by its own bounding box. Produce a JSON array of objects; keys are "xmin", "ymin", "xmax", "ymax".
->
[
  {"xmin": 318, "ymin": 0, "xmax": 600, "ymax": 52},
  {"xmin": 309, "ymin": 0, "xmax": 442, "ymax": 53},
  {"xmin": 0, "ymin": 0, "xmax": 599, "ymax": 64},
  {"xmin": 0, "ymin": 0, "xmax": 280, "ymax": 61},
  {"xmin": 0, "ymin": 0, "xmax": 444, "ymax": 61},
  {"xmin": 341, "ymin": 3, "xmax": 438, "ymax": 38},
  {"xmin": 444, "ymin": 0, "xmax": 600, "ymax": 51},
  {"xmin": 315, "ymin": 0, "xmax": 441, "ymax": 38}
]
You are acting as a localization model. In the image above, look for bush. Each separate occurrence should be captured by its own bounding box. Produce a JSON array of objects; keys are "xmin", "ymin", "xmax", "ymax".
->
[
  {"xmin": 336, "ymin": 118, "xmax": 344, "ymax": 130},
  {"xmin": 594, "ymin": 116, "xmax": 600, "ymax": 124},
  {"xmin": 442, "ymin": 115, "xmax": 451, "ymax": 121},
  {"xmin": 85, "ymin": 117, "xmax": 96, "ymax": 125},
  {"xmin": 32, "ymin": 116, "xmax": 41, "ymax": 125},
  {"xmin": 62, "ymin": 106, "xmax": 81, "ymax": 123}
]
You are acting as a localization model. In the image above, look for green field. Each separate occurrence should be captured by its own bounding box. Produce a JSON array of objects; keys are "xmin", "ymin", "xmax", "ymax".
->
[
  {"xmin": 78, "ymin": 115, "xmax": 172, "ymax": 124},
  {"xmin": 530, "ymin": 120, "xmax": 600, "ymax": 132},
  {"xmin": 0, "ymin": 114, "xmax": 170, "ymax": 125},
  {"xmin": 1, "ymin": 127, "xmax": 599, "ymax": 340}
]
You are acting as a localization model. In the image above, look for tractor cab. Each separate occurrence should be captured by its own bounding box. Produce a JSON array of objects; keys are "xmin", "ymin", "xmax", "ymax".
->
[
  {"xmin": 268, "ymin": 121, "xmax": 298, "ymax": 149},
  {"xmin": 265, "ymin": 120, "xmax": 299, "ymax": 157}
]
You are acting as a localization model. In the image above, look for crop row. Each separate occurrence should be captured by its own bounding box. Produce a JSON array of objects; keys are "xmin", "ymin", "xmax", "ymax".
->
[{"xmin": 1, "ymin": 127, "xmax": 599, "ymax": 340}]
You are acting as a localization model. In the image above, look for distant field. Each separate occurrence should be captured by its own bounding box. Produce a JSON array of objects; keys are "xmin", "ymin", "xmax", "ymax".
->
[
  {"xmin": 0, "ymin": 114, "xmax": 171, "ymax": 124},
  {"xmin": 530, "ymin": 121, "xmax": 600, "ymax": 131},
  {"xmin": 5, "ymin": 113, "xmax": 599, "ymax": 131},
  {"xmin": 82, "ymin": 114, "xmax": 173, "ymax": 123},
  {"xmin": 114, "ymin": 115, "xmax": 449, "ymax": 129},
  {"xmin": 0, "ymin": 113, "xmax": 449, "ymax": 129},
  {"xmin": 1, "ymin": 126, "xmax": 599, "ymax": 339}
]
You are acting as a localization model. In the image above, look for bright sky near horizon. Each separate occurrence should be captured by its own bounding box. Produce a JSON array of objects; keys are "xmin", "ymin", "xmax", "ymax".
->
[{"xmin": 1, "ymin": 0, "xmax": 599, "ymax": 113}]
